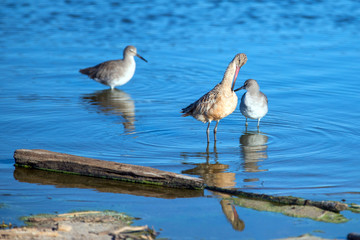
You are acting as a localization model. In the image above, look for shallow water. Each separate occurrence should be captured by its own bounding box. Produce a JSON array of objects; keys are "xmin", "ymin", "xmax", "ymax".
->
[{"xmin": 1, "ymin": 0, "xmax": 360, "ymax": 239}]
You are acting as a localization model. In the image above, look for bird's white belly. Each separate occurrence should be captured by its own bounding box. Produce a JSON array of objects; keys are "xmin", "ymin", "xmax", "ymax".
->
[
  {"xmin": 240, "ymin": 93, "xmax": 268, "ymax": 119},
  {"xmin": 112, "ymin": 64, "xmax": 136, "ymax": 87}
]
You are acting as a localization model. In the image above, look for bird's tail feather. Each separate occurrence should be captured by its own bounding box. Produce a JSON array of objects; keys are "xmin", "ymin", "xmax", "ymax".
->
[{"xmin": 181, "ymin": 104, "xmax": 194, "ymax": 117}]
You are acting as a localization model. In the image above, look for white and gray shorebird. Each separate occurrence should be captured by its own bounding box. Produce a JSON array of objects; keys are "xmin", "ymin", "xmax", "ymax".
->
[
  {"xmin": 79, "ymin": 45, "xmax": 147, "ymax": 89},
  {"xmin": 235, "ymin": 79, "xmax": 268, "ymax": 128},
  {"xmin": 181, "ymin": 53, "xmax": 248, "ymax": 143}
]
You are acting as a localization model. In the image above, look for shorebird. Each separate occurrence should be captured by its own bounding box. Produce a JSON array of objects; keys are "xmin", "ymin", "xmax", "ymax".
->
[
  {"xmin": 235, "ymin": 79, "xmax": 268, "ymax": 128},
  {"xmin": 181, "ymin": 53, "xmax": 248, "ymax": 143},
  {"xmin": 79, "ymin": 45, "xmax": 147, "ymax": 89}
]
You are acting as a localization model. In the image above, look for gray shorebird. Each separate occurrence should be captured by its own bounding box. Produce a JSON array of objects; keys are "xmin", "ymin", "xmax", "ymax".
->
[
  {"xmin": 79, "ymin": 45, "xmax": 147, "ymax": 89},
  {"xmin": 181, "ymin": 53, "xmax": 248, "ymax": 143},
  {"xmin": 235, "ymin": 79, "xmax": 268, "ymax": 128}
]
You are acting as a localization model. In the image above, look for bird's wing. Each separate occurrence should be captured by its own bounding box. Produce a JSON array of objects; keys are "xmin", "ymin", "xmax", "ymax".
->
[
  {"xmin": 262, "ymin": 91, "xmax": 268, "ymax": 103},
  {"xmin": 80, "ymin": 60, "xmax": 120, "ymax": 81},
  {"xmin": 94, "ymin": 61, "xmax": 122, "ymax": 80},
  {"xmin": 181, "ymin": 85, "xmax": 220, "ymax": 116}
]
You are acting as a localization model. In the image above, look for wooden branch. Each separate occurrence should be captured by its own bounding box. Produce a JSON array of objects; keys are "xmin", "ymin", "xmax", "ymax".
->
[{"xmin": 13, "ymin": 149, "xmax": 204, "ymax": 189}]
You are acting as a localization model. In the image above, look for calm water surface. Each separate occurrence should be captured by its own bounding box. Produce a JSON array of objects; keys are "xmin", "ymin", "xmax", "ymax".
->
[{"xmin": 1, "ymin": 0, "xmax": 360, "ymax": 239}]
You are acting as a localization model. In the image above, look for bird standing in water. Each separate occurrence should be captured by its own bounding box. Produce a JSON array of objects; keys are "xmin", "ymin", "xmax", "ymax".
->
[
  {"xmin": 79, "ymin": 45, "xmax": 147, "ymax": 89},
  {"xmin": 181, "ymin": 53, "xmax": 248, "ymax": 143},
  {"xmin": 235, "ymin": 79, "xmax": 268, "ymax": 128}
]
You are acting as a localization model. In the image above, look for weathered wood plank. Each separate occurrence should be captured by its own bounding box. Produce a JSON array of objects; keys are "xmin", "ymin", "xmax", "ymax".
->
[{"xmin": 13, "ymin": 149, "xmax": 204, "ymax": 189}]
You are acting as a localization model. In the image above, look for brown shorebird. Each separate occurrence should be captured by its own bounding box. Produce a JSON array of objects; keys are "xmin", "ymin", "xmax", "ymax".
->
[
  {"xmin": 181, "ymin": 53, "xmax": 248, "ymax": 143},
  {"xmin": 235, "ymin": 79, "xmax": 268, "ymax": 128},
  {"xmin": 79, "ymin": 45, "xmax": 147, "ymax": 89}
]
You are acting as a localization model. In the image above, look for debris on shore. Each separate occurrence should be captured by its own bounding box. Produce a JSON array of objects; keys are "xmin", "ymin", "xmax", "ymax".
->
[{"xmin": 0, "ymin": 211, "xmax": 158, "ymax": 240}]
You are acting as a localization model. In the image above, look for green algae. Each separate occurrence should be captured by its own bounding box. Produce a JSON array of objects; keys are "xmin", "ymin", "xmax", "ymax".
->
[
  {"xmin": 20, "ymin": 210, "xmax": 135, "ymax": 227},
  {"xmin": 348, "ymin": 203, "xmax": 360, "ymax": 213},
  {"xmin": 228, "ymin": 197, "xmax": 348, "ymax": 223}
]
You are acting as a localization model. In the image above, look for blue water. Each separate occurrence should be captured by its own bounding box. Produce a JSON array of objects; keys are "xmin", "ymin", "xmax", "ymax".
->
[{"xmin": 1, "ymin": 0, "xmax": 360, "ymax": 239}]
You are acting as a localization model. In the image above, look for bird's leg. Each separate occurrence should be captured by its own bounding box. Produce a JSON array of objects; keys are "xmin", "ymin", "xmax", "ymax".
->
[
  {"xmin": 206, "ymin": 122, "xmax": 211, "ymax": 143},
  {"xmin": 245, "ymin": 117, "xmax": 248, "ymax": 126},
  {"xmin": 206, "ymin": 141, "xmax": 210, "ymax": 155},
  {"xmin": 214, "ymin": 120, "xmax": 219, "ymax": 142},
  {"xmin": 257, "ymin": 118, "xmax": 261, "ymax": 128}
]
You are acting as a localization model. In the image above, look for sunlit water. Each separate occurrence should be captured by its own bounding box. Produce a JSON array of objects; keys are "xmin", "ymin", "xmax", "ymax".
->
[{"xmin": 1, "ymin": 0, "xmax": 360, "ymax": 239}]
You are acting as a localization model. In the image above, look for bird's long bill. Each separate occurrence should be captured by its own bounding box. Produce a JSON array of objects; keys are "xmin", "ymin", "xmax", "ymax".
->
[
  {"xmin": 234, "ymin": 86, "xmax": 244, "ymax": 92},
  {"xmin": 136, "ymin": 54, "xmax": 148, "ymax": 63},
  {"xmin": 231, "ymin": 65, "xmax": 241, "ymax": 91}
]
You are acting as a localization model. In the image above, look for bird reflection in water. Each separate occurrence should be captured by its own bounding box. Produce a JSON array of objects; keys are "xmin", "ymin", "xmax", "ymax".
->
[
  {"xmin": 82, "ymin": 89, "xmax": 135, "ymax": 131},
  {"xmin": 181, "ymin": 143, "xmax": 245, "ymax": 231},
  {"xmin": 239, "ymin": 129, "xmax": 268, "ymax": 184}
]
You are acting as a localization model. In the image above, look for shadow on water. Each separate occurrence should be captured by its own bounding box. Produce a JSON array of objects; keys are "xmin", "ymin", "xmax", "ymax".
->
[
  {"xmin": 181, "ymin": 143, "xmax": 245, "ymax": 231},
  {"xmin": 13, "ymin": 167, "xmax": 203, "ymax": 199},
  {"xmin": 82, "ymin": 89, "xmax": 135, "ymax": 131},
  {"xmin": 239, "ymin": 129, "xmax": 269, "ymax": 184}
]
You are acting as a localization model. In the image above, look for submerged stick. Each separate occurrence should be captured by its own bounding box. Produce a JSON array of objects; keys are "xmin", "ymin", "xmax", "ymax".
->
[
  {"xmin": 205, "ymin": 186, "xmax": 348, "ymax": 213},
  {"xmin": 13, "ymin": 149, "xmax": 204, "ymax": 189},
  {"xmin": 13, "ymin": 149, "xmax": 349, "ymax": 213}
]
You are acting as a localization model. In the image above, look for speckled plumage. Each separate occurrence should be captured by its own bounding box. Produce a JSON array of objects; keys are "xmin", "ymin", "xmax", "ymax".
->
[{"xmin": 181, "ymin": 53, "xmax": 248, "ymax": 142}]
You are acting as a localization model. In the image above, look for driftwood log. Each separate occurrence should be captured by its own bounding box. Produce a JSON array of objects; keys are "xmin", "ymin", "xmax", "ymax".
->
[
  {"xmin": 14, "ymin": 149, "xmax": 349, "ymax": 213},
  {"xmin": 14, "ymin": 167, "xmax": 204, "ymax": 199},
  {"xmin": 14, "ymin": 149, "xmax": 204, "ymax": 189}
]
